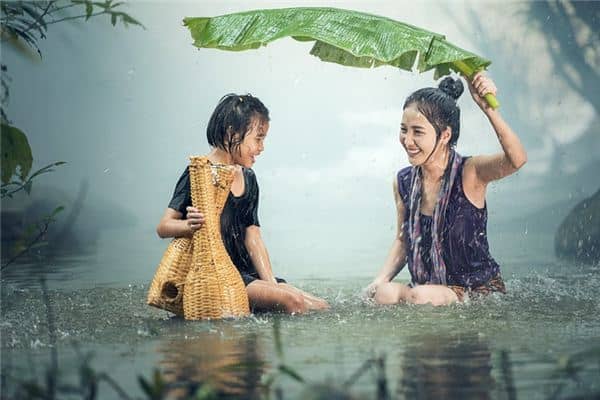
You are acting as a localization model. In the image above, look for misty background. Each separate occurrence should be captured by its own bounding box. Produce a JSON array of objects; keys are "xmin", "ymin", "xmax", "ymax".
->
[{"xmin": 2, "ymin": 0, "xmax": 598, "ymax": 287}]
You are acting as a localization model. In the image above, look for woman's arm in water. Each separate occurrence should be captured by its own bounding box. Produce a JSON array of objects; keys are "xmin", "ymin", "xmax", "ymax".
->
[
  {"xmin": 366, "ymin": 178, "xmax": 408, "ymax": 296},
  {"xmin": 465, "ymin": 72, "xmax": 528, "ymax": 185},
  {"xmin": 245, "ymin": 225, "xmax": 277, "ymax": 284}
]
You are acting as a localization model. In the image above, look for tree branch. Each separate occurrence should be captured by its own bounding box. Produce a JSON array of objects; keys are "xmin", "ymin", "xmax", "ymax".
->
[
  {"xmin": 45, "ymin": 11, "xmax": 107, "ymax": 26},
  {"xmin": 47, "ymin": 3, "xmax": 79, "ymax": 15},
  {"xmin": 19, "ymin": 1, "xmax": 55, "ymax": 36},
  {"xmin": 530, "ymin": 1, "xmax": 600, "ymax": 114},
  {"xmin": 1, "ymin": 219, "xmax": 51, "ymax": 271}
]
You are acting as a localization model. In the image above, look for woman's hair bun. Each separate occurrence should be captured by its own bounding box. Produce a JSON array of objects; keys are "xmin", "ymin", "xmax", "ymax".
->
[{"xmin": 438, "ymin": 76, "xmax": 464, "ymax": 100}]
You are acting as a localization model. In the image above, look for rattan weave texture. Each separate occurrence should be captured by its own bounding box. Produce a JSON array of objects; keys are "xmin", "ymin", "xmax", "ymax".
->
[
  {"xmin": 147, "ymin": 157, "xmax": 250, "ymax": 319},
  {"xmin": 147, "ymin": 237, "xmax": 193, "ymax": 315}
]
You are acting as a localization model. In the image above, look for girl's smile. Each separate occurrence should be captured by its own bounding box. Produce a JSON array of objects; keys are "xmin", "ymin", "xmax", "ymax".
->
[{"xmin": 234, "ymin": 117, "xmax": 269, "ymax": 168}]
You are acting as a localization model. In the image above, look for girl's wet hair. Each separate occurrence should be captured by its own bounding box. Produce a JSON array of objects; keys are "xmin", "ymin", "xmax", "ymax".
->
[
  {"xmin": 403, "ymin": 76, "xmax": 464, "ymax": 146},
  {"xmin": 207, "ymin": 94, "xmax": 270, "ymax": 155}
]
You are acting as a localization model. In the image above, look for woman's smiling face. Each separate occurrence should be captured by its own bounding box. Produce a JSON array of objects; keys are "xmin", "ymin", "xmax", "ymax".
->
[{"xmin": 399, "ymin": 104, "xmax": 440, "ymax": 166}]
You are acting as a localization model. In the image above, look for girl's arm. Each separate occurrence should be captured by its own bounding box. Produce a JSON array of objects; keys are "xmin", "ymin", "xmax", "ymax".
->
[
  {"xmin": 156, "ymin": 207, "xmax": 204, "ymax": 238},
  {"xmin": 466, "ymin": 72, "xmax": 528, "ymax": 184},
  {"xmin": 367, "ymin": 178, "xmax": 408, "ymax": 292},
  {"xmin": 245, "ymin": 225, "xmax": 277, "ymax": 283}
]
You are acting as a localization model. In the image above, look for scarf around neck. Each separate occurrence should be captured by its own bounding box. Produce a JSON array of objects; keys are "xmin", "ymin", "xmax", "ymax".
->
[{"xmin": 407, "ymin": 149, "xmax": 462, "ymax": 285}]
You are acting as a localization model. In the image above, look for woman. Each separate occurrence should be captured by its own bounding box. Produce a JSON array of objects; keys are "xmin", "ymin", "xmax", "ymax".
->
[{"xmin": 367, "ymin": 73, "xmax": 527, "ymax": 306}]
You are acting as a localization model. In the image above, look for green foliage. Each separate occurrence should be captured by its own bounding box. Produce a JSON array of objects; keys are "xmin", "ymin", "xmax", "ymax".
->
[
  {"xmin": 2, "ymin": 206, "xmax": 64, "ymax": 270},
  {"xmin": 5, "ymin": 322, "xmax": 600, "ymax": 399},
  {"xmin": 278, "ymin": 365, "xmax": 305, "ymax": 383},
  {"xmin": 260, "ymin": 317, "xmax": 307, "ymax": 399},
  {"xmin": 71, "ymin": 0, "xmax": 144, "ymax": 27},
  {"xmin": 1, "ymin": 122, "xmax": 32, "ymax": 184},
  {"xmin": 138, "ymin": 369, "xmax": 166, "ymax": 400},
  {"xmin": 0, "ymin": 120, "xmax": 66, "ymax": 200},
  {"xmin": 1, "ymin": 161, "xmax": 66, "ymax": 199},
  {"xmin": 0, "ymin": 0, "xmax": 143, "ymax": 267},
  {"xmin": 184, "ymin": 7, "xmax": 500, "ymax": 108},
  {"xmin": 0, "ymin": 2, "xmax": 48, "ymax": 57},
  {"xmin": 1, "ymin": 1, "xmax": 144, "ymax": 58},
  {"xmin": 137, "ymin": 368, "xmax": 218, "ymax": 399},
  {"xmin": 183, "ymin": 7, "xmax": 490, "ymax": 78}
]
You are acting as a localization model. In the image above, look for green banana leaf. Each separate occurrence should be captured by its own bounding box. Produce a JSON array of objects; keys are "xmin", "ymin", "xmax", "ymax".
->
[{"xmin": 184, "ymin": 7, "xmax": 498, "ymax": 108}]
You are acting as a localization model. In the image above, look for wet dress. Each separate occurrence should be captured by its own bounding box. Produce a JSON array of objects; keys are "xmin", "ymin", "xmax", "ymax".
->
[
  {"xmin": 397, "ymin": 156, "xmax": 506, "ymax": 299},
  {"xmin": 168, "ymin": 167, "xmax": 285, "ymax": 286}
]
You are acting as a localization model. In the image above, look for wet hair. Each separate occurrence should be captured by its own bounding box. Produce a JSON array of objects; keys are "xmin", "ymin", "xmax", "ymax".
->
[
  {"xmin": 206, "ymin": 93, "xmax": 270, "ymax": 155},
  {"xmin": 403, "ymin": 76, "xmax": 464, "ymax": 147}
]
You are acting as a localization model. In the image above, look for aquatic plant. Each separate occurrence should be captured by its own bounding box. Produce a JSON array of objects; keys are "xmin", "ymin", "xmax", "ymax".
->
[{"xmin": 4, "ymin": 314, "xmax": 600, "ymax": 399}]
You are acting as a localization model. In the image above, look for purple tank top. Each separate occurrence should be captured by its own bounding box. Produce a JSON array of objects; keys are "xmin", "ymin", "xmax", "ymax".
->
[{"xmin": 397, "ymin": 157, "xmax": 500, "ymax": 288}]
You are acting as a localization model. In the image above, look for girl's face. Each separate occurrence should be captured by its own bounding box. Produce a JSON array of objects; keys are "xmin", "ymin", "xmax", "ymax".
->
[
  {"xmin": 232, "ymin": 116, "xmax": 269, "ymax": 168},
  {"xmin": 399, "ymin": 104, "xmax": 446, "ymax": 166}
]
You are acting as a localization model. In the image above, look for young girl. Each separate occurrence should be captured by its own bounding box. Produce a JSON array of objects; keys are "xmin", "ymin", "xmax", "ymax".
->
[
  {"xmin": 367, "ymin": 73, "xmax": 527, "ymax": 306},
  {"xmin": 157, "ymin": 94, "xmax": 329, "ymax": 314}
]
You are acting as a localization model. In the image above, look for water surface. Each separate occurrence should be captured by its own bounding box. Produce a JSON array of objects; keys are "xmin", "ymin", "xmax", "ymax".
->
[{"xmin": 2, "ymin": 234, "xmax": 599, "ymax": 399}]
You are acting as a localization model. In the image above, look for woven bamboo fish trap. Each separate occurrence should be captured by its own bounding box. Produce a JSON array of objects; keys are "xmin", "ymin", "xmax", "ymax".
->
[
  {"xmin": 147, "ymin": 156, "xmax": 250, "ymax": 319},
  {"xmin": 147, "ymin": 236, "xmax": 193, "ymax": 315}
]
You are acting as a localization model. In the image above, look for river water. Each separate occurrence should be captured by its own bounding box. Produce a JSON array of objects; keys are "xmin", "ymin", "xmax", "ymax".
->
[{"xmin": 2, "ymin": 228, "xmax": 599, "ymax": 399}]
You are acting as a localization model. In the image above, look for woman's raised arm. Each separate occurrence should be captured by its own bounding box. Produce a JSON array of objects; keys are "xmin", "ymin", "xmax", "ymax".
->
[{"xmin": 466, "ymin": 73, "xmax": 527, "ymax": 184}]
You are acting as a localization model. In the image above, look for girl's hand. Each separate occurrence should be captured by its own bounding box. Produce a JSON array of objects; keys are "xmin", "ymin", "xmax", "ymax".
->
[
  {"xmin": 467, "ymin": 72, "xmax": 498, "ymax": 113},
  {"xmin": 185, "ymin": 206, "xmax": 205, "ymax": 234}
]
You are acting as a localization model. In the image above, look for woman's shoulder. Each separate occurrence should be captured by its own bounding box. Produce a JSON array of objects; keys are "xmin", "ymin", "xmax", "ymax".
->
[
  {"xmin": 397, "ymin": 166, "xmax": 412, "ymax": 180},
  {"xmin": 396, "ymin": 166, "xmax": 413, "ymax": 200}
]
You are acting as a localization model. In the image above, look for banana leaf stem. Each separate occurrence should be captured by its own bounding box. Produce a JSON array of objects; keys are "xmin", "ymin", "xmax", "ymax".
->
[{"xmin": 452, "ymin": 60, "xmax": 500, "ymax": 109}]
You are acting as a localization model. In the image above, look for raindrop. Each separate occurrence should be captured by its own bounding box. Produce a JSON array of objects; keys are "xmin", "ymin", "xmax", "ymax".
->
[{"xmin": 137, "ymin": 327, "xmax": 151, "ymax": 337}]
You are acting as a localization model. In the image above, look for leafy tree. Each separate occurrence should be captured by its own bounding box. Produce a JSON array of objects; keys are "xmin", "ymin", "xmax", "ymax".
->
[
  {"xmin": 526, "ymin": 1, "xmax": 599, "ymax": 114},
  {"xmin": 0, "ymin": 1, "xmax": 142, "ymax": 268},
  {"xmin": 1, "ymin": 0, "xmax": 143, "ymax": 194}
]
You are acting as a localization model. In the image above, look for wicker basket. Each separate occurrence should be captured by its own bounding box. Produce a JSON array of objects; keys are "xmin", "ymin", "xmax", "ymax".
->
[
  {"xmin": 183, "ymin": 157, "xmax": 250, "ymax": 319},
  {"xmin": 147, "ymin": 157, "xmax": 250, "ymax": 319},
  {"xmin": 146, "ymin": 237, "xmax": 193, "ymax": 315}
]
